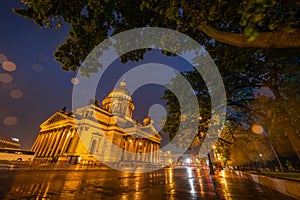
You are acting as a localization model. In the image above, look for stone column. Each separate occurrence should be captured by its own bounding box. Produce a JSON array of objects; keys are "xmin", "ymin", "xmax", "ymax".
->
[
  {"xmin": 126, "ymin": 137, "xmax": 133, "ymax": 161},
  {"xmin": 139, "ymin": 139, "xmax": 143, "ymax": 162},
  {"xmin": 146, "ymin": 140, "xmax": 150, "ymax": 162},
  {"xmin": 42, "ymin": 131, "xmax": 53, "ymax": 157},
  {"xmin": 50, "ymin": 128, "xmax": 65, "ymax": 157},
  {"xmin": 142, "ymin": 140, "xmax": 146, "ymax": 162},
  {"xmin": 34, "ymin": 134, "xmax": 45, "ymax": 157},
  {"xmin": 122, "ymin": 137, "xmax": 128, "ymax": 161},
  {"xmin": 54, "ymin": 127, "xmax": 70, "ymax": 156},
  {"xmin": 145, "ymin": 141, "xmax": 150, "ymax": 162},
  {"xmin": 153, "ymin": 143, "xmax": 156, "ymax": 163},
  {"xmin": 36, "ymin": 133, "xmax": 48, "ymax": 157},
  {"xmin": 41, "ymin": 131, "xmax": 54, "ymax": 157},
  {"xmin": 135, "ymin": 139, "xmax": 141, "ymax": 161},
  {"xmin": 61, "ymin": 128, "xmax": 74, "ymax": 154},
  {"xmin": 142, "ymin": 140, "xmax": 148, "ymax": 162},
  {"xmin": 45, "ymin": 129, "xmax": 59, "ymax": 157},
  {"xmin": 153, "ymin": 144, "xmax": 157, "ymax": 163},
  {"xmin": 31, "ymin": 134, "xmax": 43, "ymax": 152},
  {"xmin": 31, "ymin": 134, "xmax": 40, "ymax": 151},
  {"xmin": 68, "ymin": 129, "xmax": 80, "ymax": 154},
  {"xmin": 149, "ymin": 142, "xmax": 153, "ymax": 162},
  {"xmin": 156, "ymin": 144, "xmax": 160, "ymax": 163}
]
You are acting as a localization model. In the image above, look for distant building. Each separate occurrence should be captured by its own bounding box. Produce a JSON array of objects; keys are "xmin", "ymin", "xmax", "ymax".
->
[
  {"xmin": 160, "ymin": 151, "xmax": 204, "ymax": 167},
  {"xmin": 31, "ymin": 81, "xmax": 162, "ymax": 164},
  {"xmin": 0, "ymin": 136, "xmax": 20, "ymax": 149}
]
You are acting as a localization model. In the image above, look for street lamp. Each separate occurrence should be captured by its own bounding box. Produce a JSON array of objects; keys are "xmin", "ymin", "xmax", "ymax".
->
[
  {"xmin": 207, "ymin": 151, "xmax": 215, "ymax": 175},
  {"xmin": 252, "ymin": 124, "xmax": 285, "ymax": 172}
]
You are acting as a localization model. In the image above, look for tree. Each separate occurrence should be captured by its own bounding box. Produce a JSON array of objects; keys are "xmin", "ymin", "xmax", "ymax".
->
[
  {"xmin": 217, "ymin": 121, "xmax": 274, "ymax": 169},
  {"xmin": 161, "ymin": 46, "xmax": 256, "ymax": 151},
  {"xmin": 250, "ymin": 95, "xmax": 297, "ymax": 159},
  {"xmin": 14, "ymin": 0, "xmax": 300, "ymax": 160},
  {"xmin": 246, "ymin": 49, "xmax": 300, "ymax": 159},
  {"xmin": 14, "ymin": 0, "xmax": 300, "ymax": 72},
  {"xmin": 161, "ymin": 44, "xmax": 300, "ymax": 159}
]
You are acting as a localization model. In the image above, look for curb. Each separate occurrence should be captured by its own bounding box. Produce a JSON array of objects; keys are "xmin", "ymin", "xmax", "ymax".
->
[{"xmin": 235, "ymin": 171, "xmax": 300, "ymax": 199}]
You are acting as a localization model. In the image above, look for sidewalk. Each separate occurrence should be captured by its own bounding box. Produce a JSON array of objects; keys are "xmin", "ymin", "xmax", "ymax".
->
[{"xmin": 234, "ymin": 170, "xmax": 300, "ymax": 199}]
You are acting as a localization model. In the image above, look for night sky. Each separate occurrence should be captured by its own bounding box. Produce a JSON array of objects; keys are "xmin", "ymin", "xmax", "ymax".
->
[{"xmin": 0, "ymin": 1, "xmax": 194, "ymax": 149}]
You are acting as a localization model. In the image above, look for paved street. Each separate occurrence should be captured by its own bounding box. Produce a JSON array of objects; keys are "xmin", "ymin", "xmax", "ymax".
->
[{"xmin": 0, "ymin": 167, "xmax": 295, "ymax": 200}]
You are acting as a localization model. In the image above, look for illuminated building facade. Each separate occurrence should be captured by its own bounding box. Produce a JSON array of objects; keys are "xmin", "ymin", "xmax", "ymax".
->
[
  {"xmin": 31, "ymin": 81, "xmax": 162, "ymax": 164},
  {"xmin": 0, "ymin": 136, "xmax": 20, "ymax": 149}
]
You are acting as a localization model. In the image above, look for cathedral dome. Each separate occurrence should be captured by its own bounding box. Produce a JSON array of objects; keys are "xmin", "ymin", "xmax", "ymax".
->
[
  {"xmin": 107, "ymin": 81, "xmax": 132, "ymax": 101},
  {"xmin": 102, "ymin": 80, "xmax": 135, "ymax": 118}
]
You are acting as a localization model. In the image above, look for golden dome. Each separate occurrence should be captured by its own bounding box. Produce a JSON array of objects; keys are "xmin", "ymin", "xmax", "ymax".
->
[
  {"xmin": 102, "ymin": 80, "xmax": 135, "ymax": 119},
  {"xmin": 107, "ymin": 81, "xmax": 132, "ymax": 101}
]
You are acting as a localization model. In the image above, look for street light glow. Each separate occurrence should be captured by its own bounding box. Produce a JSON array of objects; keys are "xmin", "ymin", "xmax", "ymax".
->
[
  {"xmin": 252, "ymin": 124, "xmax": 264, "ymax": 134},
  {"xmin": 186, "ymin": 158, "xmax": 191, "ymax": 164},
  {"xmin": 11, "ymin": 137, "xmax": 19, "ymax": 142}
]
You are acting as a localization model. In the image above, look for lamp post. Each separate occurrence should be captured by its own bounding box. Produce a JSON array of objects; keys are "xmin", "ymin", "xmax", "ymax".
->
[
  {"xmin": 207, "ymin": 145, "xmax": 216, "ymax": 175},
  {"xmin": 207, "ymin": 152, "xmax": 215, "ymax": 174},
  {"xmin": 252, "ymin": 124, "xmax": 285, "ymax": 172}
]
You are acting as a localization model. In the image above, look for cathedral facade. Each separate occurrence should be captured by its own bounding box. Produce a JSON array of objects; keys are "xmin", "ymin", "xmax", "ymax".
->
[{"xmin": 31, "ymin": 81, "xmax": 162, "ymax": 165}]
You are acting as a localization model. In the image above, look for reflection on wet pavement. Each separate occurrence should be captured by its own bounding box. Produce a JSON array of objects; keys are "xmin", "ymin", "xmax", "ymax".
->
[{"xmin": 0, "ymin": 167, "xmax": 295, "ymax": 200}]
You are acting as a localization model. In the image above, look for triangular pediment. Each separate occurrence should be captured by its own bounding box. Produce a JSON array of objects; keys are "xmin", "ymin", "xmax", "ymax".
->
[
  {"xmin": 154, "ymin": 133, "xmax": 162, "ymax": 140},
  {"xmin": 40, "ymin": 111, "xmax": 72, "ymax": 128},
  {"xmin": 140, "ymin": 124, "xmax": 163, "ymax": 141},
  {"xmin": 123, "ymin": 124, "xmax": 162, "ymax": 143}
]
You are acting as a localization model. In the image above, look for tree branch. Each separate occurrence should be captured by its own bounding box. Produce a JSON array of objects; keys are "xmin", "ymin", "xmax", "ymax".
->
[
  {"xmin": 218, "ymin": 137, "xmax": 233, "ymax": 145},
  {"xmin": 199, "ymin": 25, "xmax": 300, "ymax": 48}
]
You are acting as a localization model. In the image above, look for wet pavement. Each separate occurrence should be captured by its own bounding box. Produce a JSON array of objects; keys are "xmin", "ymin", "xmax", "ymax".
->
[{"xmin": 0, "ymin": 167, "xmax": 295, "ymax": 200}]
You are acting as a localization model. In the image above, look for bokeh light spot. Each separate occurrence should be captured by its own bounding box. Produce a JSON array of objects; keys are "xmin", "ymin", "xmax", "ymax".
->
[
  {"xmin": 1, "ymin": 82, "xmax": 15, "ymax": 90},
  {"xmin": 38, "ymin": 53, "xmax": 49, "ymax": 62},
  {"xmin": 0, "ymin": 73, "xmax": 13, "ymax": 83},
  {"xmin": 10, "ymin": 89, "xmax": 23, "ymax": 99},
  {"xmin": 0, "ymin": 54, "xmax": 8, "ymax": 64},
  {"xmin": 32, "ymin": 63, "xmax": 44, "ymax": 72},
  {"xmin": 252, "ymin": 124, "xmax": 264, "ymax": 134},
  {"xmin": 2, "ymin": 61, "xmax": 16, "ymax": 72},
  {"xmin": 71, "ymin": 77, "xmax": 79, "ymax": 85},
  {"xmin": 3, "ymin": 116, "xmax": 18, "ymax": 126}
]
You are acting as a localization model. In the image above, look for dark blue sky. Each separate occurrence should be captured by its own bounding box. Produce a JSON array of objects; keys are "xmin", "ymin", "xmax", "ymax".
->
[
  {"xmin": 0, "ymin": 1, "xmax": 193, "ymax": 149},
  {"xmin": 0, "ymin": 1, "xmax": 75, "ymax": 149}
]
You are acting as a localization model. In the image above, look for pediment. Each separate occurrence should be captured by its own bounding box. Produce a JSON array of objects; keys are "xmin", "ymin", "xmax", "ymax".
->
[
  {"xmin": 154, "ymin": 133, "xmax": 162, "ymax": 140},
  {"xmin": 40, "ymin": 111, "xmax": 72, "ymax": 128},
  {"xmin": 141, "ymin": 125, "xmax": 162, "ymax": 141},
  {"xmin": 123, "ymin": 124, "xmax": 162, "ymax": 143}
]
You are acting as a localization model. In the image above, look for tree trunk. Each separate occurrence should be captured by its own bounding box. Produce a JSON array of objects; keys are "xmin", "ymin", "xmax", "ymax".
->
[
  {"xmin": 280, "ymin": 112, "xmax": 300, "ymax": 160},
  {"xmin": 267, "ymin": 86, "xmax": 300, "ymax": 160}
]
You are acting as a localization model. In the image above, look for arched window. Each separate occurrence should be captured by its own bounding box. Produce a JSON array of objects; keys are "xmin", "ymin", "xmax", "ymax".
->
[{"xmin": 90, "ymin": 139, "xmax": 97, "ymax": 154}]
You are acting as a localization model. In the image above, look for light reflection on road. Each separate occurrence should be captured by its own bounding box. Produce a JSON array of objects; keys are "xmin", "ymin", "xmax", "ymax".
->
[
  {"xmin": 0, "ymin": 167, "xmax": 295, "ymax": 200},
  {"xmin": 187, "ymin": 167, "xmax": 196, "ymax": 194}
]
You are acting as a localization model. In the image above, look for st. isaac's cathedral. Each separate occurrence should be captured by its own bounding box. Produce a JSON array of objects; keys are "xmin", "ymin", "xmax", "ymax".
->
[{"xmin": 31, "ymin": 81, "xmax": 162, "ymax": 165}]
